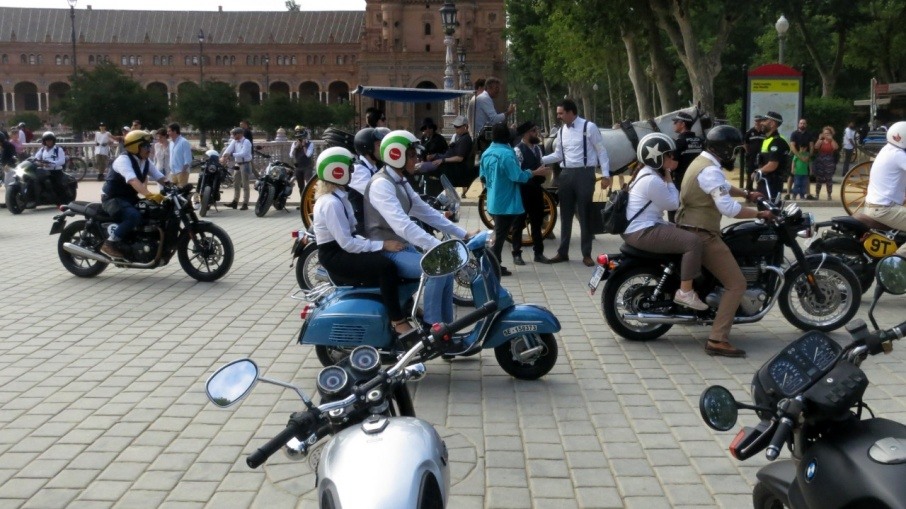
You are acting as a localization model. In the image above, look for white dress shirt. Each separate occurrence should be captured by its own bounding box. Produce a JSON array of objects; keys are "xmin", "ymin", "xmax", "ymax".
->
[
  {"xmin": 111, "ymin": 154, "xmax": 165, "ymax": 182},
  {"xmin": 34, "ymin": 145, "xmax": 67, "ymax": 170},
  {"xmin": 692, "ymin": 152, "xmax": 742, "ymax": 218},
  {"xmin": 866, "ymin": 144, "xmax": 906, "ymax": 206},
  {"xmin": 94, "ymin": 131, "xmax": 112, "ymax": 156},
  {"xmin": 289, "ymin": 140, "xmax": 314, "ymax": 159},
  {"xmin": 541, "ymin": 117, "xmax": 611, "ymax": 175},
  {"xmin": 474, "ymin": 90, "xmax": 505, "ymax": 132},
  {"xmin": 625, "ymin": 167, "xmax": 679, "ymax": 234},
  {"xmin": 349, "ymin": 158, "xmax": 379, "ymax": 195},
  {"xmin": 367, "ymin": 168, "xmax": 467, "ymax": 251},
  {"xmin": 313, "ymin": 189, "xmax": 383, "ymax": 253},
  {"xmin": 221, "ymin": 137, "xmax": 252, "ymax": 163},
  {"xmin": 843, "ymin": 127, "xmax": 856, "ymax": 150}
]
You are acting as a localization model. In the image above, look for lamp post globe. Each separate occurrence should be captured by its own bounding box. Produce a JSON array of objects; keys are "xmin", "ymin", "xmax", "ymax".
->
[{"xmin": 775, "ymin": 14, "xmax": 790, "ymax": 64}]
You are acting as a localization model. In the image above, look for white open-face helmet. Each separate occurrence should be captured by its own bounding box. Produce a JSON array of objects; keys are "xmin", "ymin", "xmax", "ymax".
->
[
  {"xmin": 379, "ymin": 130, "xmax": 422, "ymax": 169},
  {"xmin": 887, "ymin": 121, "xmax": 906, "ymax": 150},
  {"xmin": 316, "ymin": 147, "xmax": 355, "ymax": 186}
]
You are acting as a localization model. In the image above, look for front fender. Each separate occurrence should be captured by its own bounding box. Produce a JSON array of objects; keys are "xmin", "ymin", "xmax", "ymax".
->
[
  {"xmin": 755, "ymin": 460, "xmax": 796, "ymax": 508},
  {"xmin": 482, "ymin": 304, "xmax": 560, "ymax": 349}
]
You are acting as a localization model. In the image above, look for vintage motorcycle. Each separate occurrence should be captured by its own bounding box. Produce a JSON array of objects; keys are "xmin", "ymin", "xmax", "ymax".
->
[
  {"xmin": 193, "ymin": 150, "xmax": 231, "ymax": 217},
  {"xmin": 805, "ymin": 212, "xmax": 906, "ymax": 294},
  {"xmin": 5, "ymin": 158, "xmax": 78, "ymax": 214},
  {"xmin": 254, "ymin": 151, "xmax": 295, "ymax": 217},
  {"xmin": 50, "ymin": 184, "xmax": 234, "ymax": 281},
  {"xmin": 206, "ymin": 241, "xmax": 498, "ymax": 508},
  {"xmin": 699, "ymin": 254, "xmax": 906, "ymax": 509},
  {"xmin": 589, "ymin": 172, "xmax": 861, "ymax": 341},
  {"xmin": 298, "ymin": 233, "xmax": 559, "ymax": 379}
]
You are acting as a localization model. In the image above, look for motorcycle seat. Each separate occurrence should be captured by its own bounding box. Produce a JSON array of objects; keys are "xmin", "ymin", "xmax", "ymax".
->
[
  {"xmin": 831, "ymin": 215, "xmax": 873, "ymax": 235},
  {"xmin": 852, "ymin": 213, "xmax": 896, "ymax": 232},
  {"xmin": 619, "ymin": 243, "xmax": 679, "ymax": 261},
  {"xmin": 67, "ymin": 201, "xmax": 112, "ymax": 220}
]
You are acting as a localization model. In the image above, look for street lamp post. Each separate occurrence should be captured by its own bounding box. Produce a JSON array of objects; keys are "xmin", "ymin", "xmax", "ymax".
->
[
  {"xmin": 439, "ymin": 1, "xmax": 458, "ymax": 132},
  {"xmin": 457, "ymin": 45, "xmax": 466, "ymax": 116},
  {"xmin": 67, "ymin": 0, "xmax": 77, "ymax": 77},
  {"xmin": 775, "ymin": 14, "xmax": 789, "ymax": 64},
  {"xmin": 263, "ymin": 55, "xmax": 270, "ymax": 101},
  {"xmin": 197, "ymin": 29, "xmax": 206, "ymax": 147}
]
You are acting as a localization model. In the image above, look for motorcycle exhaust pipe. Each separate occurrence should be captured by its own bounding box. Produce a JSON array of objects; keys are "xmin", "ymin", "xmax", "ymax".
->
[
  {"xmin": 62, "ymin": 242, "xmax": 110, "ymax": 263},
  {"xmin": 622, "ymin": 313, "xmax": 700, "ymax": 324}
]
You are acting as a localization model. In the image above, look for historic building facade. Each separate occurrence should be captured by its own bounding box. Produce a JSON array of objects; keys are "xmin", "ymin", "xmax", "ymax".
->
[{"xmin": 0, "ymin": 0, "xmax": 506, "ymax": 130}]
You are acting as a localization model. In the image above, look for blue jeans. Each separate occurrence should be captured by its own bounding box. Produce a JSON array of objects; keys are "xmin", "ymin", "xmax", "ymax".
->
[
  {"xmin": 384, "ymin": 246, "xmax": 454, "ymax": 325},
  {"xmin": 792, "ymin": 175, "xmax": 809, "ymax": 197},
  {"xmin": 102, "ymin": 197, "xmax": 141, "ymax": 240}
]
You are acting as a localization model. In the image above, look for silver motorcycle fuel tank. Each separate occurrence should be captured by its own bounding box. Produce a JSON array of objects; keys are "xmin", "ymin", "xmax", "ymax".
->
[{"xmin": 317, "ymin": 416, "xmax": 449, "ymax": 509}]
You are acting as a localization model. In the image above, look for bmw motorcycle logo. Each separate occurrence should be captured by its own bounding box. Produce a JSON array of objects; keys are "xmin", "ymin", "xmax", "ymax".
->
[{"xmin": 805, "ymin": 460, "xmax": 817, "ymax": 482}]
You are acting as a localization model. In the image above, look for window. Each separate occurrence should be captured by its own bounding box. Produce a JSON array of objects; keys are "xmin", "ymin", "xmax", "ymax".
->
[
  {"xmin": 307, "ymin": 55, "xmax": 312, "ymax": 65},
  {"xmin": 0, "ymin": 54, "xmax": 6, "ymax": 64},
  {"xmin": 425, "ymin": 45, "xmax": 430, "ymax": 53},
  {"xmin": 28, "ymin": 54, "xmax": 36, "ymax": 65},
  {"xmin": 215, "ymin": 56, "xmax": 221, "ymax": 65},
  {"xmin": 20, "ymin": 54, "xmax": 27, "ymax": 64},
  {"xmin": 56, "ymin": 55, "xmax": 62, "ymax": 65},
  {"xmin": 185, "ymin": 56, "xmax": 191, "ymax": 66},
  {"xmin": 424, "ymin": 23, "xmax": 431, "ymax": 35},
  {"xmin": 290, "ymin": 56, "xmax": 296, "ymax": 65},
  {"xmin": 62, "ymin": 55, "xmax": 69, "ymax": 65},
  {"xmin": 153, "ymin": 55, "xmax": 159, "ymax": 65},
  {"xmin": 121, "ymin": 56, "xmax": 127, "ymax": 65}
]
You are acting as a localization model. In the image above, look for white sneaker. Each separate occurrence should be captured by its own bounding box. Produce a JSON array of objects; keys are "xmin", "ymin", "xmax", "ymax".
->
[{"xmin": 674, "ymin": 289, "xmax": 709, "ymax": 311}]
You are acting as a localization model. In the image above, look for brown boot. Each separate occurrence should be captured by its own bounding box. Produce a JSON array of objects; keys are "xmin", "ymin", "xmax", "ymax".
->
[{"xmin": 100, "ymin": 240, "xmax": 124, "ymax": 259}]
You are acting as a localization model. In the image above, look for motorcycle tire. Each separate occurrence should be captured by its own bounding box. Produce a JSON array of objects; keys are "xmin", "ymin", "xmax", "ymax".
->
[
  {"xmin": 494, "ymin": 333, "xmax": 558, "ymax": 380},
  {"xmin": 752, "ymin": 482, "xmax": 785, "ymax": 509},
  {"xmin": 316, "ymin": 345, "xmax": 355, "ymax": 367},
  {"xmin": 199, "ymin": 186, "xmax": 213, "ymax": 218},
  {"xmin": 6, "ymin": 186, "xmax": 25, "ymax": 214},
  {"xmin": 296, "ymin": 242, "xmax": 326, "ymax": 290},
  {"xmin": 453, "ymin": 249, "xmax": 501, "ymax": 308},
  {"xmin": 805, "ymin": 235, "xmax": 874, "ymax": 295},
  {"xmin": 602, "ymin": 265, "xmax": 674, "ymax": 341},
  {"xmin": 177, "ymin": 223, "xmax": 234, "ymax": 282},
  {"xmin": 779, "ymin": 257, "xmax": 861, "ymax": 332},
  {"xmin": 255, "ymin": 184, "xmax": 275, "ymax": 217},
  {"xmin": 57, "ymin": 220, "xmax": 108, "ymax": 277}
]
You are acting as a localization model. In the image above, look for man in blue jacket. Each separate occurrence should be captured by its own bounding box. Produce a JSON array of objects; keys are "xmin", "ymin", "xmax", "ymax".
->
[{"xmin": 480, "ymin": 122, "xmax": 551, "ymax": 275}]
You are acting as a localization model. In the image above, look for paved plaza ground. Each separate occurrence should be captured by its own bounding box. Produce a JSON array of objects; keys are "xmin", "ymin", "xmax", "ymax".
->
[{"xmin": 1, "ymin": 182, "xmax": 905, "ymax": 508}]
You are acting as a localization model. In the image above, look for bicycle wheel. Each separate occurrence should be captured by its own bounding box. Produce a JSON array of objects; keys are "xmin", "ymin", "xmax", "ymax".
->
[
  {"xmin": 300, "ymin": 176, "xmax": 319, "ymax": 228},
  {"xmin": 477, "ymin": 189, "xmax": 558, "ymax": 247},
  {"xmin": 841, "ymin": 161, "xmax": 872, "ymax": 215},
  {"xmin": 65, "ymin": 157, "xmax": 88, "ymax": 181}
]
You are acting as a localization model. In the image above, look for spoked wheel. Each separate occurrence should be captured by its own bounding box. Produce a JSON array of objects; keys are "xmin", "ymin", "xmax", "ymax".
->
[
  {"xmin": 779, "ymin": 258, "xmax": 861, "ymax": 331},
  {"xmin": 64, "ymin": 157, "xmax": 88, "ymax": 181},
  {"xmin": 493, "ymin": 333, "xmax": 558, "ymax": 380},
  {"xmin": 177, "ymin": 223, "xmax": 234, "ymax": 282},
  {"xmin": 602, "ymin": 266, "xmax": 674, "ymax": 341},
  {"xmin": 295, "ymin": 243, "xmax": 328, "ymax": 290},
  {"xmin": 57, "ymin": 220, "xmax": 108, "ymax": 277},
  {"xmin": 301, "ymin": 176, "xmax": 319, "ymax": 228},
  {"xmin": 805, "ymin": 234, "xmax": 874, "ymax": 294},
  {"xmin": 841, "ymin": 161, "xmax": 872, "ymax": 215},
  {"xmin": 477, "ymin": 189, "xmax": 558, "ymax": 246},
  {"xmin": 199, "ymin": 186, "xmax": 213, "ymax": 217}
]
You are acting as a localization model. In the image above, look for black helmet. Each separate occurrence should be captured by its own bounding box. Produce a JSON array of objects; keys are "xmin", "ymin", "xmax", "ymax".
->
[
  {"xmin": 705, "ymin": 125, "xmax": 743, "ymax": 169},
  {"xmin": 354, "ymin": 127, "xmax": 376, "ymax": 157},
  {"xmin": 322, "ymin": 127, "xmax": 355, "ymax": 154}
]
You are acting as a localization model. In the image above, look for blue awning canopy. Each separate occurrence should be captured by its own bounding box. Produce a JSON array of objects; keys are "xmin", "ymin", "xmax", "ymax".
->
[{"xmin": 352, "ymin": 85, "xmax": 472, "ymax": 103}]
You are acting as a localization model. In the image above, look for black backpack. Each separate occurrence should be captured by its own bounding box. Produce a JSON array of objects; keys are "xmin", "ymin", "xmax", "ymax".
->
[{"xmin": 599, "ymin": 173, "xmax": 653, "ymax": 235}]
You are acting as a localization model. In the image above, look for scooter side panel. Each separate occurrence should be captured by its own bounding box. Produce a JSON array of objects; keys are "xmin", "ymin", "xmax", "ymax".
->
[
  {"xmin": 298, "ymin": 292, "xmax": 393, "ymax": 349},
  {"xmin": 481, "ymin": 304, "xmax": 561, "ymax": 349}
]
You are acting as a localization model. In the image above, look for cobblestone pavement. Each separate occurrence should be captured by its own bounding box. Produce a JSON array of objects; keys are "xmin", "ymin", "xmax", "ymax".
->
[{"xmin": 1, "ymin": 192, "xmax": 905, "ymax": 509}]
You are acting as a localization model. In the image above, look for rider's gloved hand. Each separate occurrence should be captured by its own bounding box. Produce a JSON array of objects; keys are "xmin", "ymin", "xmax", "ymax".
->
[{"xmin": 145, "ymin": 193, "xmax": 165, "ymax": 204}]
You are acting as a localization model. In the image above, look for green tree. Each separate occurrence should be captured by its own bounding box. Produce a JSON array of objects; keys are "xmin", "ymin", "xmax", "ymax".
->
[
  {"xmin": 328, "ymin": 102, "xmax": 356, "ymax": 131},
  {"xmin": 252, "ymin": 94, "xmax": 301, "ymax": 138},
  {"xmin": 53, "ymin": 62, "xmax": 168, "ymax": 134},
  {"xmin": 298, "ymin": 99, "xmax": 335, "ymax": 131},
  {"xmin": 173, "ymin": 81, "xmax": 248, "ymax": 150}
]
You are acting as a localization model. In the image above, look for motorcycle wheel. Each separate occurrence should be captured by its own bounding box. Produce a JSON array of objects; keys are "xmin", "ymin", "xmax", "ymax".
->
[
  {"xmin": 300, "ymin": 176, "xmax": 319, "ymax": 228},
  {"xmin": 779, "ymin": 257, "xmax": 860, "ymax": 332},
  {"xmin": 199, "ymin": 185, "xmax": 212, "ymax": 217},
  {"xmin": 296, "ymin": 243, "xmax": 327, "ymax": 290},
  {"xmin": 805, "ymin": 235, "xmax": 873, "ymax": 295},
  {"xmin": 255, "ymin": 184, "xmax": 275, "ymax": 217},
  {"xmin": 752, "ymin": 482, "xmax": 785, "ymax": 509},
  {"xmin": 602, "ymin": 266, "xmax": 674, "ymax": 341},
  {"xmin": 6, "ymin": 186, "xmax": 25, "ymax": 214},
  {"xmin": 453, "ymin": 249, "xmax": 501, "ymax": 308},
  {"xmin": 57, "ymin": 220, "xmax": 108, "ymax": 277},
  {"xmin": 494, "ymin": 333, "xmax": 557, "ymax": 380},
  {"xmin": 477, "ymin": 189, "xmax": 558, "ymax": 246},
  {"xmin": 316, "ymin": 345, "xmax": 355, "ymax": 367},
  {"xmin": 177, "ymin": 223, "xmax": 234, "ymax": 282}
]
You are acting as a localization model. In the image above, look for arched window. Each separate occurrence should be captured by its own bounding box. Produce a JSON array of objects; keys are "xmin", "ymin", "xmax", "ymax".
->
[
  {"xmin": 129, "ymin": 55, "xmax": 136, "ymax": 66},
  {"xmin": 168, "ymin": 55, "xmax": 173, "ymax": 65},
  {"xmin": 230, "ymin": 56, "xmax": 235, "ymax": 65},
  {"xmin": 215, "ymin": 56, "xmax": 221, "ymax": 65},
  {"xmin": 137, "ymin": 56, "xmax": 142, "ymax": 65},
  {"xmin": 55, "ymin": 55, "xmax": 62, "ymax": 65},
  {"xmin": 89, "ymin": 55, "xmax": 95, "ymax": 64},
  {"xmin": 246, "ymin": 55, "xmax": 251, "ymax": 65},
  {"xmin": 424, "ymin": 23, "xmax": 431, "ymax": 35},
  {"xmin": 320, "ymin": 55, "xmax": 325, "ymax": 65},
  {"xmin": 36, "ymin": 55, "xmax": 42, "ymax": 64},
  {"xmin": 291, "ymin": 56, "xmax": 297, "ymax": 65},
  {"xmin": 153, "ymin": 55, "xmax": 159, "ymax": 65},
  {"xmin": 185, "ymin": 56, "xmax": 191, "ymax": 66},
  {"xmin": 1, "ymin": 54, "xmax": 7, "ymax": 64},
  {"xmin": 62, "ymin": 55, "xmax": 69, "ymax": 65},
  {"xmin": 28, "ymin": 54, "xmax": 36, "ymax": 65},
  {"xmin": 21, "ymin": 54, "xmax": 27, "ymax": 64},
  {"xmin": 306, "ymin": 55, "xmax": 312, "ymax": 65}
]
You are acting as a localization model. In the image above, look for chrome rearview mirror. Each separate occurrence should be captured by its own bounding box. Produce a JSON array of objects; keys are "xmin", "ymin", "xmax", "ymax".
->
[
  {"xmin": 206, "ymin": 359, "xmax": 260, "ymax": 408},
  {"xmin": 699, "ymin": 385, "xmax": 739, "ymax": 431},
  {"xmin": 421, "ymin": 239, "xmax": 469, "ymax": 277},
  {"xmin": 876, "ymin": 255, "xmax": 906, "ymax": 295}
]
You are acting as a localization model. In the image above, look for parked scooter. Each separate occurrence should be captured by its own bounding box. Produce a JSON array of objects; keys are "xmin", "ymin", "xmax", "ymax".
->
[
  {"xmin": 5, "ymin": 158, "xmax": 78, "ymax": 214},
  {"xmin": 254, "ymin": 151, "xmax": 294, "ymax": 217},
  {"xmin": 298, "ymin": 232, "xmax": 559, "ymax": 379},
  {"xmin": 206, "ymin": 241, "xmax": 497, "ymax": 508},
  {"xmin": 699, "ymin": 254, "xmax": 906, "ymax": 509},
  {"xmin": 193, "ymin": 150, "xmax": 231, "ymax": 217}
]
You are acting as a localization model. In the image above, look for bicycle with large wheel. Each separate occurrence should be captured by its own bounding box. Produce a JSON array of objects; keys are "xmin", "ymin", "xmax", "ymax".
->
[{"xmin": 63, "ymin": 154, "xmax": 89, "ymax": 181}]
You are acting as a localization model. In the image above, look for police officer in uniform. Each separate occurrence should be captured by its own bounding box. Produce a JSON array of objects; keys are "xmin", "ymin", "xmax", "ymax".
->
[
  {"xmin": 669, "ymin": 111, "xmax": 703, "ymax": 222},
  {"xmin": 755, "ymin": 111, "xmax": 790, "ymax": 198}
]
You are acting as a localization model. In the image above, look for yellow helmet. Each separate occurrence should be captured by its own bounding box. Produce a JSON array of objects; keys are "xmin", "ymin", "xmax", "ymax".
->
[{"xmin": 124, "ymin": 130, "xmax": 153, "ymax": 155}]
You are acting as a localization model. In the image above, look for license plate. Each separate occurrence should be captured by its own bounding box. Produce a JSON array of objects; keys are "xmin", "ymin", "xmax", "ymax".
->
[
  {"xmin": 49, "ymin": 220, "xmax": 65, "ymax": 235},
  {"xmin": 588, "ymin": 265, "xmax": 605, "ymax": 294}
]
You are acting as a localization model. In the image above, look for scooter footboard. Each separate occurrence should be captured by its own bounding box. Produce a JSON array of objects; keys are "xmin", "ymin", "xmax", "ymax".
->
[{"xmin": 482, "ymin": 304, "xmax": 561, "ymax": 349}]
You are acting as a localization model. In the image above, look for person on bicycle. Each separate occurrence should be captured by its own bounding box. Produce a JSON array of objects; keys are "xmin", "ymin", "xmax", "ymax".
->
[
  {"xmin": 312, "ymin": 147, "xmax": 412, "ymax": 336},
  {"xmin": 100, "ymin": 130, "xmax": 169, "ymax": 259},
  {"xmin": 864, "ymin": 121, "xmax": 906, "ymax": 257},
  {"xmin": 33, "ymin": 131, "xmax": 67, "ymax": 206}
]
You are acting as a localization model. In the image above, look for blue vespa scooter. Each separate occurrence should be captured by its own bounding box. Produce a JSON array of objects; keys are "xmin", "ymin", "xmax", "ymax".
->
[{"xmin": 297, "ymin": 234, "xmax": 561, "ymax": 380}]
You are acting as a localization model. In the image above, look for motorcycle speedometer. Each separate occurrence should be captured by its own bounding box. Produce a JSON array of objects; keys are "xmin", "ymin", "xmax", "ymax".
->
[
  {"xmin": 316, "ymin": 366, "xmax": 349, "ymax": 397},
  {"xmin": 349, "ymin": 346, "xmax": 381, "ymax": 377}
]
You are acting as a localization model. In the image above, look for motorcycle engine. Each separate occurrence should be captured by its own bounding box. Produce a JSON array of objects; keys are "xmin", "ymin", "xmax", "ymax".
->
[
  {"xmin": 128, "ymin": 227, "xmax": 161, "ymax": 263},
  {"xmin": 705, "ymin": 285, "xmax": 768, "ymax": 316}
]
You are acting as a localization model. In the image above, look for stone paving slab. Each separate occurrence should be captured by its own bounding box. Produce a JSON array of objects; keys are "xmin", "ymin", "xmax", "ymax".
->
[{"xmin": 0, "ymin": 200, "xmax": 904, "ymax": 508}]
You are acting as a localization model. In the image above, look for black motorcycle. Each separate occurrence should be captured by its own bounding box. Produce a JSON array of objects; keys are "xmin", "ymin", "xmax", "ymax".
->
[
  {"xmin": 5, "ymin": 158, "xmax": 78, "ymax": 214},
  {"xmin": 590, "ymin": 173, "xmax": 861, "ymax": 340},
  {"xmin": 253, "ymin": 151, "xmax": 294, "ymax": 217},
  {"xmin": 805, "ymin": 212, "xmax": 906, "ymax": 294},
  {"xmin": 699, "ymin": 254, "xmax": 906, "ymax": 509},
  {"xmin": 50, "ymin": 184, "xmax": 234, "ymax": 282},
  {"xmin": 193, "ymin": 151, "xmax": 231, "ymax": 217}
]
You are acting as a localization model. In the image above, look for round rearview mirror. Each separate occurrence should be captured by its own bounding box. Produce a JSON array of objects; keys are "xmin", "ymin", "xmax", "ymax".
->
[
  {"xmin": 206, "ymin": 359, "xmax": 259, "ymax": 408},
  {"xmin": 876, "ymin": 255, "xmax": 906, "ymax": 295},
  {"xmin": 699, "ymin": 385, "xmax": 739, "ymax": 431},
  {"xmin": 421, "ymin": 239, "xmax": 469, "ymax": 277}
]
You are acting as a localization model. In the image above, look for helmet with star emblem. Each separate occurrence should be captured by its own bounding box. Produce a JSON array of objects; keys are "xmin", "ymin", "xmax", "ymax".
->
[
  {"xmin": 636, "ymin": 133, "xmax": 676, "ymax": 170},
  {"xmin": 887, "ymin": 121, "xmax": 906, "ymax": 150}
]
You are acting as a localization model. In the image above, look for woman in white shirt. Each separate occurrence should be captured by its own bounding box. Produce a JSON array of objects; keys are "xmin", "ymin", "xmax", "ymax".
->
[
  {"xmin": 152, "ymin": 128, "xmax": 170, "ymax": 176},
  {"xmin": 312, "ymin": 147, "xmax": 413, "ymax": 335},
  {"xmin": 623, "ymin": 133, "xmax": 707, "ymax": 311}
]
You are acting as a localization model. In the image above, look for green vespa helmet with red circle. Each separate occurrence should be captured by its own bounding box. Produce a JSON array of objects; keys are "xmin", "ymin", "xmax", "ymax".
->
[
  {"xmin": 379, "ymin": 130, "xmax": 423, "ymax": 169},
  {"xmin": 316, "ymin": 147, "xmax": 355, "ymax": 186}
]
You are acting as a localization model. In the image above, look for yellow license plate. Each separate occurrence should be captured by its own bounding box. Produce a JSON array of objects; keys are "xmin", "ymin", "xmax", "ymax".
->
[{"xmin": 863, "ymin": 232, "xmax": 897, "ymax": 258}]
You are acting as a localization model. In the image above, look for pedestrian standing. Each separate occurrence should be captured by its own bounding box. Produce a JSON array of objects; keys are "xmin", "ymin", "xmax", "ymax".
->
[
  {"xmin": 94, "ymin": 122, "xmax": 113, "ymax": 180},
  {"xmin": 842, "ymin": 121, "xmax": 856, "ymax": 176},
  {"xmin": 788, "ymin": 118, "xmax": 816, "ymax": 200},
  {"xmin": 220, "ymin": 127, "xmax": 253, "ymax": 210},
  {"xmin": 152, "ymin": 128, "xmax": 170, "ymax": 176},
  {"xmin": 513, "ymin": 121, "xmax": 552, "ymax": 264},
  {"xmin": 290, "ymin": 125, "xmax": 315, "ymax": 207},
  {"xmin": 541, "ymin": 99, "xmax": 612, "ymax": 266},
  {"xmin": 813, "ymin": 126, "xmax": 839, "ymax": 200},
  {"xmin": 743, "ymin": 115, "xmax": 766, "ymax": 191},
  {"xmin": 167, "ymin": 123, "xmax": 193, "ymax": 187}
]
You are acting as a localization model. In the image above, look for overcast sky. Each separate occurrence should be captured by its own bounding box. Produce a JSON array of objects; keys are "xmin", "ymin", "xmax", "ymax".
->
[{"xmin": 0, "ymin": 0, "xmax": 365, "ymax": 11}]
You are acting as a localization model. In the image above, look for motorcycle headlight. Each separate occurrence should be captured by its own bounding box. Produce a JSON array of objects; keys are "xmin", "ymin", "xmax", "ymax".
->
[
  {"xmin": 796, "ymin": 212, "xmax": 816, "ymax": 239},
  {"xmin": 436, "ymin": 191, "xmax": 451, "ymax": 208}
]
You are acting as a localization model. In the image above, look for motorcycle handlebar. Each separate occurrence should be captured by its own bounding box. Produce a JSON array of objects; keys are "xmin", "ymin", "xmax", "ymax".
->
[
  {"xmin": 765, "ymin": 417, "xmax": 793, "ymax": 461},
  {"xmin": 247, "ymin": 411, "xmax": 318, "ymax": 468},
  {"xmin": 430, "ymin": 301, "xmax": 499, "ymax": 345}
]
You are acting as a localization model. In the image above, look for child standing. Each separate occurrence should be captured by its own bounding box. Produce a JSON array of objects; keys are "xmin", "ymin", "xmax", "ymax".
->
[{"xmin": 791, "ymin": 151, "xmax": 810, "ymax": 200}]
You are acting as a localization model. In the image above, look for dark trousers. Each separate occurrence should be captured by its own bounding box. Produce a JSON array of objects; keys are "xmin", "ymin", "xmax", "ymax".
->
[
  {"xmin": 101, "ymin": 197, "xmax": 141, "ymax": 240},
  {"xmin": 842, "ymin": 149, "xmax": 854, "ymax": 175},
  {"xmin": 512, "ymin": 184, "xmax": 545, "ymax": 256},
  {"xmin": 491, "ymin": 213, "xmax": 520, "ymax": 266},
  {"xmin": 318, "ymin": 241, "xmax": 405, "ymax": 322},
  {"xmin": 758, "ymin": 172, "xmax": 783, "ymax": 200},
  {"xmin": 557, "ymin": 166, "xmax": 596, "ymax": 258},
  {"xmin": 295, "ymin": 166, "xmax": 312, "ymax": 202}
]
